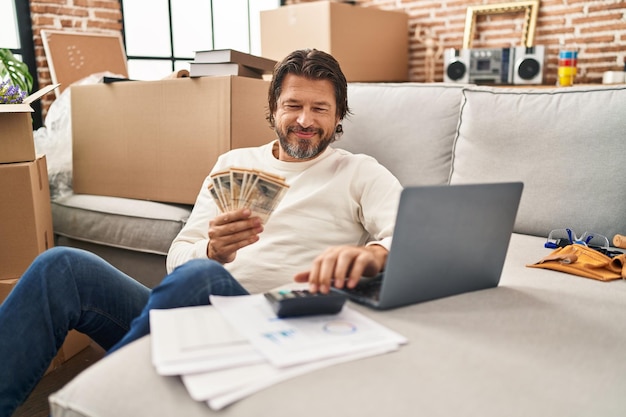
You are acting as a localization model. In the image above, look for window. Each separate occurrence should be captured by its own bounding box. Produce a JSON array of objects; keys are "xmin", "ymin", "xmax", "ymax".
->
[
  {"xmin": 0, "ymin": 0, "xmax": 20, "ymax": 50},
  {"xmin": 121, "ymin": 0, "xmax": 280, "ymax": 80},
  {"xmin": 1, "ymin": 0, "xmax": 40, "ymax": 126}
]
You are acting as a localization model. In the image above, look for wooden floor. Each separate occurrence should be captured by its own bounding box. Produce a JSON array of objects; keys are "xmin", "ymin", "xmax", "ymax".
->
[{"xmin": 14, "ymin": 343, "xmax": 105, "ymax": 417}]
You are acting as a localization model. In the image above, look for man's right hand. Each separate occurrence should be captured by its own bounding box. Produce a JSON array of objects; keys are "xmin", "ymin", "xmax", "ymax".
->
[{"xmin": 207, "ymin": 208, "xmax": 263, "ymax": 264}]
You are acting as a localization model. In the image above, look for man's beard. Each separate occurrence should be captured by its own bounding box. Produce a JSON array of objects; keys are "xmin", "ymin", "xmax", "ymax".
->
[{"xmin": 276, "ymin": 126, "xmax": 334, "ymax": 160}]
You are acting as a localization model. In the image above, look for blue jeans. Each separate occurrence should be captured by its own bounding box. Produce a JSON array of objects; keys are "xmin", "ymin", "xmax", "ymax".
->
[{"xmin": 0, "ymin": 247, "xmax": 248, "ymax": 416}]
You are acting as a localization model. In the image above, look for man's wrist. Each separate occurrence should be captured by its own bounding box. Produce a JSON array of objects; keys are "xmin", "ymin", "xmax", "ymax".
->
[
  {"xmin": 207, "ymin": 241, "xmax": 220, "ymax": 263},
  {"xmin": 366, "ymin": 243, "xmax": 389, "ymax": 272}
]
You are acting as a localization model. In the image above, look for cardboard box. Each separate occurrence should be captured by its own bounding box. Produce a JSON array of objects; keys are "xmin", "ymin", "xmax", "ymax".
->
[
  {"xmin": 0, "ymin": 279, "xmax": 91, "ymax": 375},
  {"xmin": 45, "ymin": 330, "xmax": 91, "ymax": 375},
  {"xmin": 72, "ymin": 76, "xmax": 274, "ymax": 204},
  {"xmin": 0, "ymin": 84, "xmax": 59, "ymax": 163},
  {"xmin": 0, "ymin": 156, "xmax": 54, "ymax": 280},
  {"xmin": 0, "ymin": 279, "xmax": 19, "ymax": 304},
  {"xmin": 260, "ymin": 2, "xmax": 409, "ymax": 82}
]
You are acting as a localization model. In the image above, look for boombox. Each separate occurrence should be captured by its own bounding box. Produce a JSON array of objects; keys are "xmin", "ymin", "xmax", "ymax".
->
[{"xmin": 444, "ymin": 45, "xmax": 545, "ymax": 85}]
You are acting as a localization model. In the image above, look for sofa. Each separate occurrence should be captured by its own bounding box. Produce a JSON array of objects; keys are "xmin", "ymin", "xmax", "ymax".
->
[{"xmin": 49, "ymin": 83, "xmax": 626, "ymax": 416}]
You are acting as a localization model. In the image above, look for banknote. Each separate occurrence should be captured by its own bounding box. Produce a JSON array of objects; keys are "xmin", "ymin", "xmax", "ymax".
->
[{"xmin": 208, "ymin": 168, "xmax": 289, "ymax": 223}]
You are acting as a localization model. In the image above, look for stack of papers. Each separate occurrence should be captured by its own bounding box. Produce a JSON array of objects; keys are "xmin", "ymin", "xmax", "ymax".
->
[{"xmin": 150, "ymin": 293, "xmax": 407, "ymax": 410}]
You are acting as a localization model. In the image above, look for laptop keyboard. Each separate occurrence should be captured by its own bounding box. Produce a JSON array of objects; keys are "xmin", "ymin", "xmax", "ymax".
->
[{"xmin": 347, "ymin": 274, "xmax": 383, "ymax": 301}]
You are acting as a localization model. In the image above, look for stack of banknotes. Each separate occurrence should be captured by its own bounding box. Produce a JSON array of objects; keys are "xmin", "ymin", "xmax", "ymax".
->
[{"xmin": 208, "ymin": 168, "xmax": 289, "ymax": 223}]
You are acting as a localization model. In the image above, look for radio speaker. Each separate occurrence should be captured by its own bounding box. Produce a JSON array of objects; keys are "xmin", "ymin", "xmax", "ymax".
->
[
  {"xmin": 513, "ymin": 45, "xmax": 545, "ymax": 85},
  {"xmin": 443, "ymin": 48, "xmax": 470, "ymax": 84}
]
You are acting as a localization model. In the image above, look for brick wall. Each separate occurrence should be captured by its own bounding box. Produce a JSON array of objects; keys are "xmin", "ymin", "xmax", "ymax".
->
[
  {"xmin": 288, "ymin": 0, "xmax": 626, "ymax": 84},
  {"xmin": 29, "ymin": 0, "xmax": 122, "ymax": 115},
  {"xmin": 30, "ymin": 0, "xmax": 626, "ymax": 115}
]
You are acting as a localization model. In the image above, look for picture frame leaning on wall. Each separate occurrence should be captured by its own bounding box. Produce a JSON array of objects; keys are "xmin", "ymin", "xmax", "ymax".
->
[{"xmin": 463, "ymin": 0, "xmax": 540, "ymax": 49}]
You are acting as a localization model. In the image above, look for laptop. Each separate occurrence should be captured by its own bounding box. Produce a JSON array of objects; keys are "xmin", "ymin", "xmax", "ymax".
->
[{"xmin": 333, "ymin": 182, "xmax": 523, "ymax": 310}]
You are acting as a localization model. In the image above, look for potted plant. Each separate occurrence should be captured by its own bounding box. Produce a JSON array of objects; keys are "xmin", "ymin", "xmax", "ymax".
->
[{"xmin": 0, "ymin": 48, "xmax": 34, "ymax": 103}]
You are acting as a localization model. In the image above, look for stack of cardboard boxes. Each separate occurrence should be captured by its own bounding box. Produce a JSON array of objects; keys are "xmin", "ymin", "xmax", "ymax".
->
[{"xmin": 0, "ymin": 84, "xmax": 90, "ymax": 374}]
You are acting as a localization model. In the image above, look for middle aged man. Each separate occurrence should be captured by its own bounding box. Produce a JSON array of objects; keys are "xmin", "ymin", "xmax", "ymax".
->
[{"xmin": 0, "ymin": 48, "xmax": 402, "ymax": 416}]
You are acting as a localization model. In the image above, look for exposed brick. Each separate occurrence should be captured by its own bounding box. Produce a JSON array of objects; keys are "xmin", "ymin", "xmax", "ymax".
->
[
  {"xmin": 58, "ymin": 19, "xmax": 76, "ymax": 28},
  {"xmin": 586, "ymin": 44, "xmax": 625, "ymax": 54},
  {"xmin": 32, "ymin": 0, "xmax": 67, "ymax": 5},
  {"xmin": 580, "ymin": 22, "xmax": 626, "ymax": 33},
  {"xmin": 86, "ymin": 20, "xmax": 123, "ymax": 31},
  {"xmin": 577, "ymin": 34, "xmax": 619, "ymax": 43},
  {"xmin": 31, "ymin": 15, "xmax": 56, "ymax": 26},
  {"xmin": 589, "ymin": 2, "xmax": 626, "ymax": 13},
  {"xmin": 537, "ymin": 27, "xmax": 577, "ymax": 38},
  {"xmin": 94, "ymin": 9, "xmax": 122, "ymax": 20},
  {"xmin": 572, "ymin": 12, "xmax": 624, "ymax": 25},
  {"xmin": 27, "ymin": 0, "xmax": 626, "ymax": 95},
  {"xmin": 362, "ymin": 0, "xmax": 626, "ymax": 82},
  {"xmin": 74, "ymin": 0, "xmax": 120, "ymax": 9}
]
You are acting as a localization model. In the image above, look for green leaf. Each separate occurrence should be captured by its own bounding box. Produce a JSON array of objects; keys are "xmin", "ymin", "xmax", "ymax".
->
[{"xmin": 0, "ymin": 48, "xmax": 34, "ymax": 94}]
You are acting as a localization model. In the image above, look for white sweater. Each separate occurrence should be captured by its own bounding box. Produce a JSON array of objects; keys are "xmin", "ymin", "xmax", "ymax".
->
[{"xmin": 167, "ymin": 140, "xmax": 402, "ymax": 293}]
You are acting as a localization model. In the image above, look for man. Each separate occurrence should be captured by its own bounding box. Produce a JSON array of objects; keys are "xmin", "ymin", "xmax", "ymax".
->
[{"xmin": 0, "ymin": 49, "xmax": 402, "ymax": 416}]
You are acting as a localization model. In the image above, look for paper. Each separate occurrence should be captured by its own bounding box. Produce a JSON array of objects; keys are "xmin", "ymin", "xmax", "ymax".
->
[
  {"xmin": 150, "ymin": 296, "xmax": 407, "ymax": 410},
  {"xmin": 210, "ymin": 294, "xmax": 407, "ymax": 368},
  {"xmin": 183, "ymin": 343, "xmax": 399, "ymax": 410},
  {"xmin": 150, "ymin": 306, "xmax": 264, "ymax": 376}
]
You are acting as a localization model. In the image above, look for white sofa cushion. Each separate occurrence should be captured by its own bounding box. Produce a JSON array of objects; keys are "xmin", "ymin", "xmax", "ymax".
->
[
  {"xmin": 338, "ymin": 83, "xmax": 465, "ymax": 186},
  {"xmin": 450, "ymin": 85, "xmax": 626, "ymax": 239},
  {"xmin": 52, "ymin": 194, "xmax": 191, "ymax": 255}
]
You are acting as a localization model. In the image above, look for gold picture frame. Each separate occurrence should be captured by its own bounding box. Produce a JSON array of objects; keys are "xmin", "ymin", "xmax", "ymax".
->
[{"xmin": 463, "ymin": 1, "xmax": 540, "ymax": 49}]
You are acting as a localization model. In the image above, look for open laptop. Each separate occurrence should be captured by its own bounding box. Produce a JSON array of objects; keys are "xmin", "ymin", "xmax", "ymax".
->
[{"xmin": 333, "ymin": 182, "xmax": 523, "ymax": 310}]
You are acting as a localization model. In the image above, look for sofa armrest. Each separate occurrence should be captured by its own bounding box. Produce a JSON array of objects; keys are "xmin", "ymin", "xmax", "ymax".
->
[{"xmin": 50, "ymin": 234, "xmax": 626, "ymax": 417}]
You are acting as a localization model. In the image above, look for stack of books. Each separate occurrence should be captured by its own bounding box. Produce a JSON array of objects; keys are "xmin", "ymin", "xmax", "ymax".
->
[{"xmin": 189, "ymin": 49, "xmax": 278, "ymax": 79}]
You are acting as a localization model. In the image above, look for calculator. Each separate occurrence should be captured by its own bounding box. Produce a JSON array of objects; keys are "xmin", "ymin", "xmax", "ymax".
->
[{"xmin": 264, "ymin": 289, "xmax": 347, "ymax": 318}]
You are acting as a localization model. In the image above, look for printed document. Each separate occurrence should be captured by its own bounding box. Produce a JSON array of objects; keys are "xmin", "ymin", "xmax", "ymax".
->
[
  {"xmin": 150, "ymin": 294, "xmax": 407, "ymax": 409},
  {"xmin": 150, "ymin": 306, "xmax": 263, "ymax": 376},
  {"xmin": 210, "ymin": 294, "xmax": 407, "ymax": 367},
  {"xmin": 183, "ymin": 343, "xmax": 397, "ymax": 410}
]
